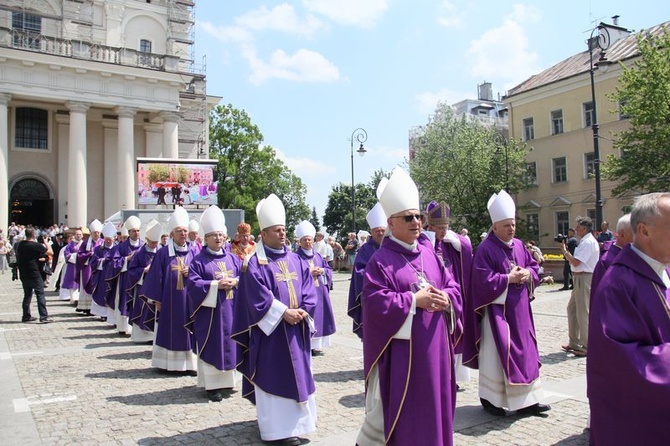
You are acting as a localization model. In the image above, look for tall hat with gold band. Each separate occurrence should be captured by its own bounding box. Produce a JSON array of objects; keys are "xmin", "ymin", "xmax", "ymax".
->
[
  {"xmin": 102, "ymin": 222, "xmax": 117, "ymax": 239},
  {"xmin": 256, "ymin": 193, "xmax": 286, "ymax": 230},
  {"xmin": 168, "ymin": 207, "xmax": 190, "ymax": 231},
  {"xmin": 124, "ymin": 215, "xmax": 141, "ymax": 231},
  {"xmin": 237, "ymin": 222, "xmax": 251, "ymax": 235},
  {"xmin": 366, "ymin": 202, "xmax": 387, "ymax": 230},
  {"xmin": 377, "ymin": 167, "xmax": 420, "ymax": 217},
  {"xmin": 200, "ymin": 205, "xmax": 227, "ymax": 235},
  {"xmin": 295, "ymin": 221, "xmax": 316, "ymax": 240},
  {"xmin": 425, "ymin": 201, "xmax": 450, "ymax": 226},
  {"xmin": 89, "ymin": 219, "xmax": 103, "ymax": 234},
  {"xmin": 487, "ymin": 189, "xmax": 516, "ymax": 223},
  {"xmin": 145, "ymin": 219, "xmax": 163, "ymax": 242}
]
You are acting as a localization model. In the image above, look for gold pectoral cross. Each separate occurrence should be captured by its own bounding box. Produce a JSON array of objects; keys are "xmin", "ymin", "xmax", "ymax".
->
[
  {"xmin": 216, "ymin": 261, "xmax": 235, "ymax": 300},
  {"xmin": 171, "ymin": 256, "xmax": 188, "ymax": 290},
  {"xmin": 274, "ymin": 260, "xmax": 299, "ymax": 308},
  {"xmin": 308, "ymin": 259, "xmax": 320, "ymax": 288}
]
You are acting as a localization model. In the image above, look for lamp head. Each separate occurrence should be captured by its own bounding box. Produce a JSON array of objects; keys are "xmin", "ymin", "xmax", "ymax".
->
[{"xmin": 357, "ymin": 143, "xmax": 367, "ymax": 157}]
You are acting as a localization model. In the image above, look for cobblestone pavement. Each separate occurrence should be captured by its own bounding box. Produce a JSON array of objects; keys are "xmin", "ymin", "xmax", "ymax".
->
[{"xmin": 0, "ymin": 269, "xmax": 590, "ymax": 445}]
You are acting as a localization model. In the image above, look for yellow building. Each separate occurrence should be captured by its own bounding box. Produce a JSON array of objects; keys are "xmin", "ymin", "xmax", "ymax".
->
[{"xmin": 504, "ymin": 19, "xmax": 666, "ymax": 249}]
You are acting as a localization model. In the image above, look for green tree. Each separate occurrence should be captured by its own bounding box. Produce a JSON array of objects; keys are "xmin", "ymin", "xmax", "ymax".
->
[
  {"xmin": 603, "ymin": 27, "xmax": 670, "ymax": 195},
  {"xmin": 147, "ymin": 164, "xmax": 169, "ymax": 183},
  {"xmin": 322, "ymin": 169, "xmax": 390, "ymax": 240},
  {"xmin": 209, "ymin": 103, "xmax": 309, "ymax": 235},
  {"xmin": 409, "ymin": 103, "xmax": 530, "ymax": 243},
  {"xmin": 309, "ymin": 206, "xmax": 321, "ymax": 230}
]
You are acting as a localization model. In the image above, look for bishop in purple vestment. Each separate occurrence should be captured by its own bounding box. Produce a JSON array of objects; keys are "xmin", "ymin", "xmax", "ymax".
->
[
  {"xmin": 76, "ymin": 222, "xmax": 103, "ymax": 314},
  {"xmin": 294, "ymin": 220, "xmax": 335, "ymax": 354},
  {"xmin": 231, "ymin": 194, "xmax": 317, "ymax": 444},
  {"xmin": 142, "ymin": 208, "xmax": 197, "ymax": 372},
  {"xmin": 87, "ymin": 224, "xmax": 118, "ymax": 319},
  {"xmin": 60, "ymin": 228, "xmax": 84, "ymax": 301},
  {"xmin": 462, "ymin": 190, "xmax": 548, "ymax": 417},
  {"xmin": 127, "ymin": 242, "xmax": 158, "ymax": 343},
  {"xmin": 590, "ymin": 213, "xmax": 633, "ymax": 308},
  {"xmin": 357, "ymin": 167, "xmax": 460, "ymax": 446},
  {"xmin": 588, "ymin": 193, "xmax": 670, "ymax": 445}
]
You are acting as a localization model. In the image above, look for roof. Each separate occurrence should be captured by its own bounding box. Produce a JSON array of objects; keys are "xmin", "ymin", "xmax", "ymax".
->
[{"xmin": 505, "ymin": 21, "xmax": 670, "ymax": 98}]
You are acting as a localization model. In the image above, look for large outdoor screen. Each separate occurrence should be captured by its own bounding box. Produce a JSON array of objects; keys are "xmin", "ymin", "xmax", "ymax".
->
[{"xmin": 136, "ymin": 158, "xmax": 218, "ymax": 207}]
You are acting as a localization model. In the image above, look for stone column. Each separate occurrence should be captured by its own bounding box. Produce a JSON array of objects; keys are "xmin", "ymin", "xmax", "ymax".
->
[
  {"xmin": 102, "ymin": 118, "xmax": 118, "ymax": 219},
  {"xmin": 143, "ymin": 122, "xmax": 163, "ymax": 158},
  {"xmin": 55, "ymin": 111, "xmax": 71, "ymax": 225},
  {"xmin": 65, "ymin": 101, "xmax": 90, "ymax": 228},
  {"xmin": 0, "ymin": 93, "xmax": 11, "ymax": 230},
  {"xmin": 115, "ymin": 106, "xmax": 137, "ymax": 211},
  {"xmin": 162, "ymin": 111, "xmax": 179, "ymax": 159}
]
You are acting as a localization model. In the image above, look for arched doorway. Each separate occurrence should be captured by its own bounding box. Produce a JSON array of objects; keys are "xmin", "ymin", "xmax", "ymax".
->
[{"xmin": 10, "ymin": 178, "xmax": 54, "ymax": 227}]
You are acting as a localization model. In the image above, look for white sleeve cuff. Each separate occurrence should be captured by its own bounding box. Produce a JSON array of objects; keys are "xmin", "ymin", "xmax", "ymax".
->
[
  {"xmin": 393, "ymin": 295, "xmax": 416, "ymax": 340},
  {"xmin": 258, "ymin": 299, "xmax": 288, "ymax": 336},
  {"xmin": 492, "ymin": 287, "xmax": 508, "ymax": 304},
  {"xmin": 120, "ymin": 257, "xmax": 129, "ymax": 273},
  {"xmin": 67, "ymin": 254, "xmax": 76, "ymax": 264},
  {"xmin": 201, "ymin": 281, "xmax": 218, "ymax": 308},
  {"xmin": 97, "ymin": 259, "xmax": 105, "ymax": 271}
]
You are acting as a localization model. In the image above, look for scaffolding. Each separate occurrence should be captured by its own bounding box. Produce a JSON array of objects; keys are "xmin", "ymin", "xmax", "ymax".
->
[{"xmin": 0, "ymin": 0, "xmax": 93, "ymax": 41}]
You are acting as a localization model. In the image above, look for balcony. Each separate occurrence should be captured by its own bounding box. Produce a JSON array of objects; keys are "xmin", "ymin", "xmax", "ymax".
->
[{"xmin": 0, "ymin": 28, "xmax": 200, "ymax": 74}]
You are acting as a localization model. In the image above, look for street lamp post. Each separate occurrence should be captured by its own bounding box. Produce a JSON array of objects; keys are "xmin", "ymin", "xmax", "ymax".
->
[
  {"xmin": 350, "ymin": 128, "xmax": 368, "ymax": 233},
  {"xmin": 588, "ymin": 24, "xmax": 609, "ymax": 229}
]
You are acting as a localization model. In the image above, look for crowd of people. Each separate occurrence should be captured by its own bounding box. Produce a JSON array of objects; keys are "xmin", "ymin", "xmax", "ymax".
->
[{"xmin": 8, "ymin": 183, "xmax": 670, "ymax": 445}]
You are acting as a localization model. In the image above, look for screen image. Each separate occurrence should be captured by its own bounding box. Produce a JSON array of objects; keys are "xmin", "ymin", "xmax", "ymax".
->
[{"xmin": 137, "ymin": 158, "xmax": 218, "ymax": 207}]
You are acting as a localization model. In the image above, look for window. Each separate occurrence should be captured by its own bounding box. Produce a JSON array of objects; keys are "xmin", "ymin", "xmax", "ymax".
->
[
  {"xmin": 556, "ymin": 211, "xmax": 569, "ymax": 237},
  {"xmin": 618, "ymin": 100, "xmax": 630, "ymax": 120},
  {"xmin": 584, "ymin": 101, "xmax": 595, "ymax": 128},
  {"xmin": 523, "ymin": 118, "xmax": 534, "ymax": 141},
  {"xmin": 586, "ymin": 209, "xmax": 596, "ymax": 221},
  {"xmin": 15, "ymin": 107, "xmax": 48, "ymax": 150},
  {"xmin": 551, "ymin": 109, "xmax": 564, "ymax": 135},
  {"xmin": 585, "ymin": 152, "xmax": 595, "ymax": 178},
  {"xmin": 553, "ymin": 157, "xmax": 567, "ymax": 183},
  {"xmin": 525, "ymin": 162, "xmax": 537, "ymax": 185},
  {"xmin": 12, "ymin": 12, "xmax": 41, "ymax": 49},
  {"xmin": 139, "ymin": 39, "xmax": 152, "ymax": 65},
  {"xmin": 526, "ymin": 213, "xmax": 539, "ymax": 241}
]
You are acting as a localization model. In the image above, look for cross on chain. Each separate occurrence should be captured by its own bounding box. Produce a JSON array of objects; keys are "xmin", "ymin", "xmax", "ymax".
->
[
  {"xmin": 216, "ymin": 261, "xmax": 236, "ymax": 299},
  {"xmin": 308, "ymin": 259, "xmax": 320, "ymax": 288},
  {"xmin": 171, "ymin": 256, "xmax": 188, "ymax": 290},
  {"xmin": 274, "ymin": 260, "xmax": 299, "ymax": 308}
]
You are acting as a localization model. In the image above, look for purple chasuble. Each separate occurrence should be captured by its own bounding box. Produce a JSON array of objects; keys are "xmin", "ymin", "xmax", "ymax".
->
[
  {"xmin": 186, "ymin": 249, "xmax": 241, "ymax": 371},
  {"xmin": 77, "ymin": 236, "xmax": 102, "ymax": 292},
  {"xmin": 127, "ymin": 246, "xmax": 157, "ymax": 332},
  {"xmin": 61, "ymin": 240, "xmax": 83, "ymax": 289},
  {"xmin": 462, "ymin": 233, "xmax": 541, "ymax": 384},
  {"xmin": 588, "ymin": 244, "xmax": 670, "ymax": 444},
  {"xmin": 347, "ymin": 239, "xmax": 380, "ymax": 340},
  {"xmin": 87, "ymin": 244, "xmax": 115, "ymax": 306},
  {"xmin": 140, "ymin": 243, "xmax": 195, "ymax": 352},
  {"xmin": 108, "ymin": 239, "xmax": 144, "ymax": 316},
  {"xmin": 232, "ymin": 245, "xmax": 317, "ymax": 405},
  {"xmin": 435, "ymin": 232, "xmax": 472, "ymax": 353},
  {"xmin": 590, "ymin": 243, "xmax": 622, "ymax": 308},
  {"xmin": 362, "ymin": 237, "xmax": 460, "ymax": 446},
  {"xmin": 296, "ymin": 248, "xmax": 336, "ymax": 339}
]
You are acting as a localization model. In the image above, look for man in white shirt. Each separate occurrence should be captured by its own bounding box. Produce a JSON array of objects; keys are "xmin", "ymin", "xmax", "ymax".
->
[{"xmin": 561, "ymin": 216, "xmax": 599, "ymax": 356}]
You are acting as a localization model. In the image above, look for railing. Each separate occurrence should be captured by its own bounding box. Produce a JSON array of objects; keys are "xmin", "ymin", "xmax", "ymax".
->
[{"xmin": 0, "ymin": 28, "xmax": 200, "ymax": 74}]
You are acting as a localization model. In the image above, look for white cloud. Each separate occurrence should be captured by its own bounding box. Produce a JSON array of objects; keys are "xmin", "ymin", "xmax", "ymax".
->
[
  {"xmin": 274, "ymin": 148, "xmax": 336, "ymax": 178},
  {"xmin": 303, "ymin": 0, "xmax": 388, "ymax": 28},
  {"xmin": 436, "ymin": 0, "xmax": 465, "ymax": 29},
  {"xmin": 235, "ymin": 4, "xmax": 325, "ymax": 38},
  {"xmin": 414, "ymin": 87, "xmax": 473, "ymax": 116},
  {"xmin": 466, "ymin": 5, "xmax": 542, "ymax": 90},
  {"xmin": 199, "ymin": 21, "xmax": 253, "ymax": 43},
  {"xmin": 242, "ymin": 45, "xmax": 341, "ymax": 84}
]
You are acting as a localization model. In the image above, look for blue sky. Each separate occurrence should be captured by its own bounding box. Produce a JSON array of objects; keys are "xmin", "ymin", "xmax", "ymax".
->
[{"xmin": 195, "ymin": 1, "xmax": 670, "ymax": 220}]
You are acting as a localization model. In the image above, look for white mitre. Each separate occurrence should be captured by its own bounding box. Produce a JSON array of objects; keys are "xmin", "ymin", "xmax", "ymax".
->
[
  {"xmin": 124, "ymin": 215, "xmax": 141, "ymax": 231},
  {"xmin": 102, "ymin": 222, "xmax": 117, "ymax": 239},
  {"xmin": 377, "ymin": 167, "xmax": 420, "ymax": 217},
  {"xmin": 121, "ymin": 226, "xmax": 129, "ymax": 237},
  {"xmin": 145, "ymin": 219, "xmax": 163, "ymax": 242},
  {"xmin": 295, "ymin": 220, "xmax": 316, "ymax": 240},
  {"xmin": 256, "ymin": 193, "xmax": 286, "ymax": 230},
  {"xmin": 168, "ymin": 207, "xmax": 190, "ymax": 231},
  {"xmin": 366, "ymin": 202, "xmax": 388, "ymax": 229},
  {"xmin": 88, "ymin": 219, "xmax": 103, "ymax": 233},
  {"xmin": 487, "ymin": 189, "xmax": 516, "ymax": 223},
  {"xmin": 188, "ymin": 219, "xmax": 200, "ymax": 233},
  {"xmin": 200, "ymin": 205, "xmax": 227, "ymax": 235}
]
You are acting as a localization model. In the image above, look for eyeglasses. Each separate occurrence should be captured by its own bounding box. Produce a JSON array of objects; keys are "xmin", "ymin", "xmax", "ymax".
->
[{"xmin": 393, "ymin": 214, "xmax": 422, "ymax": 223}]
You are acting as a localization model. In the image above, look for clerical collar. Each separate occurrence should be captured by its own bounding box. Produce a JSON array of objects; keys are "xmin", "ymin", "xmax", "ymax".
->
[
  {"xmin": 145, "ymin": 245, "xmax": 157, "ymax": 253},
  {"xmin": 300, "ymin": 248, "xmax": 313, "ymax": 256},
  {"xmin": 494, "ymin": 235, "xmax": 514, "ymax": 247},
  {"xmin": 631, "ymin": 244, "xmax": 670, "ymax": 286},
  {"xmin": 390, "ymin": 234, "xmax": 417, "ymax": 251},
  {"xmin": 206, "ymin": 247, "xmax": 223, "ymax": 255},
  {"xmin": 104, "ymin": 242, "xmax": 114, "ymax": 249},
  {"xmin": 265, "ymin": 245, "xmax": 284, "ymax": 254},
  {"xmin": 173, "ymin": 242, "xmax": 188, "ymax": 252},
  {"xmin": 129, "ymin": 238, "xmax": 140, "ymax": 247}
]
